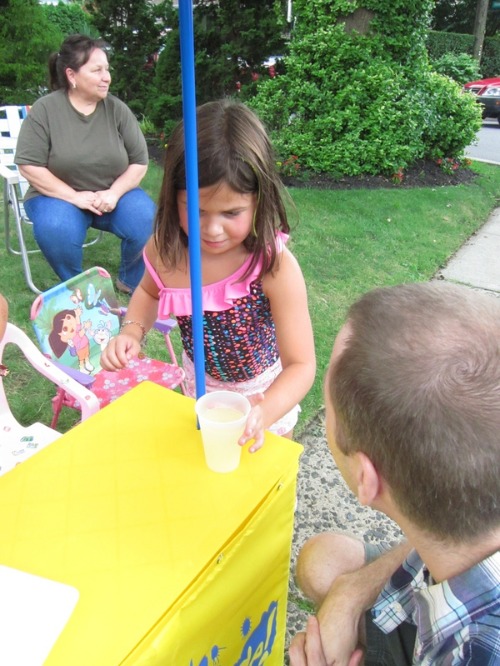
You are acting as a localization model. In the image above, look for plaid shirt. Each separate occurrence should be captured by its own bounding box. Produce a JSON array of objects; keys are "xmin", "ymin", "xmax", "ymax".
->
[{"xmin": 371, "ymin": 549, "xmax": 500, "ymax": 665}]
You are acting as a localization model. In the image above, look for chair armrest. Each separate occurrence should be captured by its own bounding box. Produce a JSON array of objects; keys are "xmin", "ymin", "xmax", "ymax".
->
[
  {"xmin": 0, "ymin": 163, "xmax": 20, "ymax": 185},
  {"xmin": 49, "ymin": 358, "xmax": 96, "ymax": 388},
  {"xmin": 2, "ymin": 323, "xmax": 100, "ymax": 421},
  {"xmin": 153, "ymin": 318, "xmax": 177, "ymax": 335}
]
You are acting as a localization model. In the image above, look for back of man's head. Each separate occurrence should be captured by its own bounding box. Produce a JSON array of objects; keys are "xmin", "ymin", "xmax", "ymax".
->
[{"xmin": 329, "ymin": 282, "xmax": 500, "ymax": 542}]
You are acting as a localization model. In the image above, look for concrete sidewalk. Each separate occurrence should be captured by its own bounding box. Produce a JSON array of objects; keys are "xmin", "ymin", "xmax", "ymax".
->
[
  {"xmin": 285, "ymin": 205, "xmax": 500, "ymax": 655},
  {"xmin": 437, "ymin": 206, "xmax": 500, "ymax": 295}
]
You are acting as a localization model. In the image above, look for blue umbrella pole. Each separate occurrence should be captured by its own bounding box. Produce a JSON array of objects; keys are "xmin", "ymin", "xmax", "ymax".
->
[{"xmin": 179, "ymin": 0, "xmax": 206, "ymax": 400}]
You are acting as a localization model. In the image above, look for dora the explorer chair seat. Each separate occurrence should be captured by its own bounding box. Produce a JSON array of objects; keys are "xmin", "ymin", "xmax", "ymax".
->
[
  {"xmin": 30, "ymin": 266, "xmax": 186, "ymax": 428},
  {"xmin": 0, "ymin": 322, "xmax": 99, "ymax": 477},
  {"xmin": 0, "ymin": 105, "xmax": 102, "ymax": 295}
]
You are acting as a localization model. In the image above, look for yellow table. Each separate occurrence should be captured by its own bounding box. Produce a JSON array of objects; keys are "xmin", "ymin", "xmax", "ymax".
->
[{"xmin": 0, "ymin": 382, "xmax": 302, "ymax": 665}]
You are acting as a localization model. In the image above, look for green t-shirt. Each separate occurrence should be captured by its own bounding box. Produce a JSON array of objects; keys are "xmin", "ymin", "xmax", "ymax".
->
[{"xmin": 15, "ymin": 89, "xmax": 149, "ymax": 201}]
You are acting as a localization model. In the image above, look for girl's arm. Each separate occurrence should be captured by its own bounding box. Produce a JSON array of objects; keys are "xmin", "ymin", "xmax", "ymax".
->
[
  {"xmin": 100, "ymin": 239, "xmax": 161, "ymax": 370},
  {"xmin": 241, "ymin": 247, "xmax": 316, "ymax": 450}
]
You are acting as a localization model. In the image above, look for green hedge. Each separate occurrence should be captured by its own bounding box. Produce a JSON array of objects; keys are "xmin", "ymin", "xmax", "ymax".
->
[
  {"xmin": 427, "ymin": 30, "xmax": 500, "ymax": 78},
  {"xmin": 251, "ymin": 2, "xmax": 481, "ymax": 178}
]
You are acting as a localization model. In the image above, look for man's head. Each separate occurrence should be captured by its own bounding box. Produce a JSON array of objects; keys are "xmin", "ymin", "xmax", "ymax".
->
[{"xmin": 326, "ymin": 282, "xmax": 500, "ymax": 542}]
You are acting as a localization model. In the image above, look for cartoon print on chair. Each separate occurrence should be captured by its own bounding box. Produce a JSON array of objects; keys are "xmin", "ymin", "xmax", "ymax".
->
[
  {"xmin": 85, "ymin": 282, "xmax": 115, "ymax": 314},
  {"xmin": 48, "ymin": 306, "xmax": 95, "ymax": 374},
  {"xmin": 89, "ymin": 320, "xmax": 113, "ymax": 351},
  {"xmin": 31, "ymin": 266, "xmax": 185, "ymax": 426},
  {"xmin": 189, "ymin": 600, "xmax": 278, "ymax": 666},
  {"xmin": 32, "ymin": 268, "xmax": 122, "ymax": 378}
]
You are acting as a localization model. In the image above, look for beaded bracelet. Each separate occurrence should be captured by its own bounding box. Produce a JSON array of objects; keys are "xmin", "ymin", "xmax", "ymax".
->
[{"xmin": 120, "ymin": 319, "xmax": 147, "ymax": 347}]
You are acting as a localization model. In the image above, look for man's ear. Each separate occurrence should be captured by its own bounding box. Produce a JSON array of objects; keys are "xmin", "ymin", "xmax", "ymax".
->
[{"xmin": 351, "ymin": 452, "xmax": 382, "ymax": 506}]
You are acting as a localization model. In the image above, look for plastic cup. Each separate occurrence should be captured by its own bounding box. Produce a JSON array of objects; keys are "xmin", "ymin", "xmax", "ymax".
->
[{"xmin": 195, "ymin": 391, "xmax": 251, "ymax": 473}]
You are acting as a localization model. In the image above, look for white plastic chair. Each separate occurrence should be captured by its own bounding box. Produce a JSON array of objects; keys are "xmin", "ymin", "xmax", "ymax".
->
[
  {"xmin": 0, "ymin": 105, "xmax": 102, "ymax": 294},
  {"xmin": 0, "ymin": 322, "xmax": 99, "ymax": 477}
]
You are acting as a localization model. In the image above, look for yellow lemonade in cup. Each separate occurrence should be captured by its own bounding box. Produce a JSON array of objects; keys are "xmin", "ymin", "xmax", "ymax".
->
[{"xmin": 195, "ymin": 391, "xmax": 251, "ymax": 473}]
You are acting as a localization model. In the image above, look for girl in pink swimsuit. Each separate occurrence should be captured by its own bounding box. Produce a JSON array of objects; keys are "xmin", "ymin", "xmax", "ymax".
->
[{"xmin": 101, "ymin": 99, "xmax": 316, "ymax": 451}]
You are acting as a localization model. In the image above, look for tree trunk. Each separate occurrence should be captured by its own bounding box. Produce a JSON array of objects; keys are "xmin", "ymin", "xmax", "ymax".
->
[{"xmin": 473, "ymin": 0, "xmax": 489, "ymax": 60}]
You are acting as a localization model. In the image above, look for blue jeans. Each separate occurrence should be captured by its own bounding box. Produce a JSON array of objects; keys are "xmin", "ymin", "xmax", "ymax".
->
[{"xmin": 24, "ymin": 188, "xmax": 155, "ymax": 291}]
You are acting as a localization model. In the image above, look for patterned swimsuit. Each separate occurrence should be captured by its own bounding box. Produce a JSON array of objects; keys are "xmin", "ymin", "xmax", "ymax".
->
[
  {"xmin": 143, "ymin": 233, "xmax": 300, "ymax": 435},
  {"xmin": 144, "ymin": 237, "xmax": 286, "ymax": 382}
]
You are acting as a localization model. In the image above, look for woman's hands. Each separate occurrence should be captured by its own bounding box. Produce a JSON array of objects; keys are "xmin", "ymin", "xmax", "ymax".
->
[
  {"xmin": 73, "ymin": 189, "xmax": 118, "ymax": 215},
  {"xmin": 93, "ymin": 189, "xmax": 119, "ymax": 214}
]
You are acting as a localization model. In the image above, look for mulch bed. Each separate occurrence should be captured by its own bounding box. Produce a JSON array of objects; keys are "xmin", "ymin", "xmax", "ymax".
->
[
  {"xmin": 148, "ymin": 144, "xmax": 476, "ymax": 191},
  {"xmin": 280, "ymin": 159, "xmax": 477, "ymax": 190}
]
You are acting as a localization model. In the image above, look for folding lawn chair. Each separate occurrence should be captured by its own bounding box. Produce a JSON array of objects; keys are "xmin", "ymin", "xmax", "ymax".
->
[
  {"xmin": 0, "ymin": 321, "xmax": 99, "ymax": 477},
  {"xmin": 0, "ymin": 105, "xmax": 102, "ymax": 294},
  {"xmin": 30, "ymin": 266, "xmax": 186, "ymax": 428}
]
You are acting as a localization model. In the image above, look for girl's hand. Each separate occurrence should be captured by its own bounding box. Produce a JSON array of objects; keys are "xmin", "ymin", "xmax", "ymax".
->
[
  {"xmin": 239, "ymin": 392, "xmax": 265, "ymax": 452},
  {"xmin": 100, "ymin": 333, "xmax": 142, "ymax": 371}
]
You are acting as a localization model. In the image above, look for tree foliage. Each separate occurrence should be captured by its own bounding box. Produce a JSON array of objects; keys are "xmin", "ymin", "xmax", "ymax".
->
[
  {"xmin": 42, "ymin": 2, "xmax": 98, "ymax": 39},
  {"xmin": 432, "ymin": 0, "xmax": 500, "ymax": 37},
  {"xmin": 84, "ymin": 0, "xmax": 170, "ymax": 116},
  {"xmin": 250, "ymin": 0, "xmax": 482, "ymax": 177},
  {"xmin": 148, "ymin": 0, "xmax": 288, "ymax": 135},
  {"xmin": 0, "ymin": 0, "xmax": 63, "ymax": 104}
]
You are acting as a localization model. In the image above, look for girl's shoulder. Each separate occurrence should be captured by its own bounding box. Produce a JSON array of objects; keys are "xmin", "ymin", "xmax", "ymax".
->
[
  {"xmin": 144, "ymin": 239, "xmax": 187, "ymax": 289},
  {"xmin": 262, "ymin": 241, "xmax": 304, "ymax": 296}
]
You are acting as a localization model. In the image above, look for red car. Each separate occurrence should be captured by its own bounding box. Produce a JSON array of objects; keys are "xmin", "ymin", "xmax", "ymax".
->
[
  {"xmin": 463, "ymin": 77, "xmax": 500, "ymax": 123},
  {"xmin": 463, "ymin": 76, "xmax": 500, "ymax": 95}
]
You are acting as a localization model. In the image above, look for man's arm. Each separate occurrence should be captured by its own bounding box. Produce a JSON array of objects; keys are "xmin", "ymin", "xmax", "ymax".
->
[
  {"xmin": 318, "ymin": 541, "xmax": 411, "ymax": 664},
  {"xmin": 290, "ymin": 541, "xmax": 411, "ymax": 666}
]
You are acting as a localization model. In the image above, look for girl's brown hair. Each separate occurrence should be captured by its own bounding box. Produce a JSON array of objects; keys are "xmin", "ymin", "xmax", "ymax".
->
[{"xmin": 154, "ymin": 99, "xmax": 291, "ymax": 280}]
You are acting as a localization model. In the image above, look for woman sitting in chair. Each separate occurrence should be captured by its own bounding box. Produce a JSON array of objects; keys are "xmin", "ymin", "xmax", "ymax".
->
[{"xmin": 15, "ymin": 34, "xmax": 155, "ymax": 295}]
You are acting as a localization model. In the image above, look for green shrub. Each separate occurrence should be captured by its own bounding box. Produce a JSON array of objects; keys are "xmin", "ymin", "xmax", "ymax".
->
[
  {"xmin": 254, "ymin": 57, "xmax": 426, "ymax": 176},
  {"xmin": 426, "ymin": 30, "xmax": 474, "ymax": 60},
  {"xmin": 251, "ymin": 0, "xmax": 478, "ymax": 178},
  {"xmin": 427, "ymin": 30, "xmax": 500, "ymax": 79},
  {"xmin": 431, "ymin": 52, "xmax": 480, "ymax": 85},
  {"xmin": 420, "ymin": 71, "xmax": 482, "ymax": 160}
]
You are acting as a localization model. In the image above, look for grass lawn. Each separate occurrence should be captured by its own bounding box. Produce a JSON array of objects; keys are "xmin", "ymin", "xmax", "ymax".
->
[{"xmin": 2, "ymin": 160, "xmax": 500, "ymax": 436}]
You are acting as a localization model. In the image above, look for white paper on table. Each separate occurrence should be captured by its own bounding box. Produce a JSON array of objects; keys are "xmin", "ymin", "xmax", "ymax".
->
[{"xmin": 0, "ymin": 565, "xmax": 79, "ymax": 666}]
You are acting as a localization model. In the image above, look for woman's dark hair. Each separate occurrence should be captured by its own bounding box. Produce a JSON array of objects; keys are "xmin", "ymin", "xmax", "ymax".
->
[{"xmin": 48, "ymin": 34, "xmax": 109, "ymax": 92}]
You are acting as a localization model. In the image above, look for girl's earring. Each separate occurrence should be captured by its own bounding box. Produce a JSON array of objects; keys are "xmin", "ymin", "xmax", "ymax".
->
[{"xmin": 72, "ymin": 82, "xmax": 76, "ymax": 89}]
